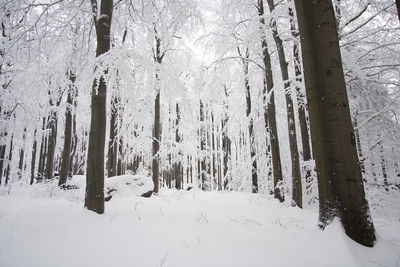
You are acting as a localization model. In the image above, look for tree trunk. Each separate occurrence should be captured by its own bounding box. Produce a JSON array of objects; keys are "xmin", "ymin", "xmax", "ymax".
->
[
  {"xmin": 152, "ymin": 34, "xmax": 164, "ymax": 194},
  {"xmin": 5, "ymin": 135, "xmax": 13, "ymax": 185},
  {"xmin": 294, "ymin": 0, "xmax": 376, "ymax": 246},
  {"xmin": 258, "ymin": 0, "xmax": 284, "ymax": 202},
  {"xmin": 380, "ymin": 141, "xmax": 388, "ymax": 189},
  {"xmin": 266, "ymin": 0, "xmax": 302, "ymax": 206},
  {"xmin": 30, "ymin": 129, "xmax": 37, "ymax": 185},
  {"xmin": 0, "ymin": 142, "xmax": 6, "ymax": 185},
  {"xmin": 85, "ymin": 0, "xmax": 113, "ymax": 214},
  {"xmin": 289, "ymin": 7, "xmax": 313, "ymax": 193},
  {"xmin": 45, "ymin": 114, "xmax": 58, "ymax": 179},
  {"xmin": 199, "ymin": 100, "xmax": 207, "ymax": 190},
  {"xmin": 107, "ymin": 96, "xmax": 118, "ymax": 177},
  {"xmin": 59, "ymin": 75, "xmax": 75, "ymax": 186},
  {"xmin": 174, "ymin": 103, "xmax": 183, "ymax": 189},
  {"xmin": 37, "ymin": 117, "xmax": 46, "ymax": 176},
  {"xmin": 239, "ymin": 48, "xmax": 258, "ymax": 193}
]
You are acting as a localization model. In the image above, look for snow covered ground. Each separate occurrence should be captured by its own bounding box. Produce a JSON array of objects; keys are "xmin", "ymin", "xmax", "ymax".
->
[{"xmin": 0, "ymin": 176, "xmax": 399, "ymax": 267}]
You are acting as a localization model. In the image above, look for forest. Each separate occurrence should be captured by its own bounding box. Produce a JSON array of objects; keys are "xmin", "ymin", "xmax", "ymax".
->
[{"xmin": 0, "ymin": 0, "xmax": 399, "ymax": 266}]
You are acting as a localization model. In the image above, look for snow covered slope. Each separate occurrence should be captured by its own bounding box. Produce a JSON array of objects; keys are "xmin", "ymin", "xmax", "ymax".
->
[{"xmin": 0, "ymin": 178, "xmax": 399, "ymax": 267}]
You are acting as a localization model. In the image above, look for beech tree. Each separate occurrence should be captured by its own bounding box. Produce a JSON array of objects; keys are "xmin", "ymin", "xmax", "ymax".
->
[
  {"xmin": 294, "ymin": 0, "xmax": 376, "ymax": 246},
  {"xmin": 85, "ymin": 0, "xmax": 114, "ymax": 214}
]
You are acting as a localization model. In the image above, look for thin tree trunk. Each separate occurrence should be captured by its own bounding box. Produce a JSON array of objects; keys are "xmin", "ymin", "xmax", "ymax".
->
[
  {"xmin": 59, "ymin": 75, "xmax": 75, "ymax": 186},
  {"xmin": 174, "ymin": 103, "xmax": 183, "ymax": 190},
  {"xmin": 239, "ymin": 47, "xmax": 258, "ymax": 193},
  {"xmin": 152, "ymin": 33, "xmax": 164, "ymax": 194},
  {"xmin": 107, "ymin": 96, "xmax": 118, "ymax": 177},
  {"xmin": 45, "ymin": 114, "xmax": 58, "ymax": 179},
  {"xmin": 267, "ymin": 0, "xmax": 302, "ymax": 206},
  {"xmin": 30, "ymin": 129, "xmax": 37, "ymax": 185},
  {"xmin": 85, "ymin": 0, "xmax": 113, "ymax": 214},
  {"xmin": 294, "ymin": 0, "xmax": 376, "ymax": 246},
  {"xmin": 18, "ymin": 127, "xmax": 27, "ymax": 179},
  {"xmin": 258, "ymin": 0, "xmax": 284, "ymax": 202},
  {"xmin": 0, "ymin": 142, "xmax": 6, "ymax": 185},
  {"xmin": 37, "ymin": 117, "xmax": 46, "ymax": 176},
  {"xmin": 380, "ymin": 141, "xmax": 388, "ymax": 189},
  {"xmin": 5, "ymin": 135, "xmax": 13, "ymax": 185},
  {"xmin": 199, "ymin": 100, "xmax": 207, "ymax": 190},
  {"xmin": 289, "ymin": 7, "xmax": 313, "ymax": 192}
]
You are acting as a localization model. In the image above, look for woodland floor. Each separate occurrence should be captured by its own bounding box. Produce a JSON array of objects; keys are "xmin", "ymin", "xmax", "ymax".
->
[{"xmin": 0, "ymin": 176, "xmax": 399, "ymax": 267}]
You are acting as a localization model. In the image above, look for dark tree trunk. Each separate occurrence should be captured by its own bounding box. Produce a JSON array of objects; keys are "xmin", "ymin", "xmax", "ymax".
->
[
  {"xmin": 69, "ymin": 98, "xmax": 78, "ymax": 174},
  {"xmin": 152, "ymin": 87, "xmax": 161, "ymax": 194},
  {"xmin": 267, "ymin": 0, "xmax": 302, "ymax": 207},
  {"xmin": 117, "ymin": 136, "xmax": 124, "ymax": 176},
  {"xmin": 37, "ymin": 117, "xmax": 46, "ymax": 176},
  {"xmin": 199, "ymin": 100, "xmax": 207, "ymax": 190},
  {"xmin": 353, "ymin": 116, "xmax": 365, "ymax": 174},
  {"xmin": 45, "ymin": 114, "xmax": 58, "ymax": 179},
  {"xmin": 59, "ymin": 75, "xmax": 75, "ymax": 186},
  {"xmin": 239, "ymin": 48, "xmax": 258, "ymax": 193},
  {"xmin": 152, "ymin": 34, "xmax": 164, "ymax": 194},
  {"xmin": 107, "ymin": 96, "xmax": 118, "ymax": 177},
  {"xmin": 5, "ymin": 135, "xmax": 13, "ymax": 185},
  {"xmin": 222, "ymin": 112, "xmax": 231, "ymax": 190},
  {"xmin": 258, "ymin": 0, "xmax": 284, "ymax": 202},
  {"xmin": 294, "ymin": 0, "xmax": 376, "ymax": 246},
  {"xmin": 380, "ymin": 141, "xmax": 388, "ymax": 188},
  {"xmin": 174, "ymin": 103, "xmax": 183, "ymax": 190},
  {"xmin": 0, "ymin": 142, "xmax": 6, "ymax": 185},
  {"xmin": 289, "ymin": 7, "xmax": 313, "ymax": 192},
  {"xmin": 85, "ymin": 0, "xmax": 113, "ymax": 214},
  {"xmin": 18, "ymin": 127, "xmax": 27, "ymax": 179},
  {"xmin": 30, "ymin": 129, "xmax": 37, "ymax": 185}
]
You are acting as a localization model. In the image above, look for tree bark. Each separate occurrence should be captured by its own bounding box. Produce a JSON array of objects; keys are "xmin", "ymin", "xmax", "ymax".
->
[
  {"xmin": 45, "ymin": 113, "xmax": 58, "ymax": 180},
  {"xmin": 107, "ymin": 96, "xmax": 118, "ymax": 177},
  {"xmin": 258, "ymin": 0, "xmax": 284, "ymax": 202},
  {"xmin": 267, "ymin": 0, "xmax": 302, "ymax": 206},
  {"xmin": 239, "ymin": 48, "xmax": 258, "ymax": 193},
  {"xmin": 18, "ymin": 127, "xmax": 27, "ymax": 179},
  {"xmin": 30, "ymin": 129, "xmax": 37, "ymax": 185},
  {"xmin": 174, "ymin": 103, "xmax": 183, "ymax": 189},
  {"xmin": 289, "ymin": 7, "xmax": 313, "ymax": 194},
  {"xmin": 59, "ymin": 74, "xmax": 75, "ymax": 186},
  {"xmin": 152, "ymin": 34, "xmax": 164, "ymax": 194},
  {"xmin": 85, "ymin": 0, "xmax": 113, "ymax": 214},
  {"xmin": 5, "ymin": 135, "xmax": 13, "ymax": 185},
  {"xmin": 0, "ymin": 142, "xmax": 6, "ymax": 185},
  {"xmin": 294, "ymin": 0, "xmax": 376, "ymax": 246}
]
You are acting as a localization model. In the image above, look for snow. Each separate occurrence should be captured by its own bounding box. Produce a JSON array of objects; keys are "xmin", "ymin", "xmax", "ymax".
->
[{"xmin": 0, "ymin": 176, "xmax": 399, "ymax": 267}]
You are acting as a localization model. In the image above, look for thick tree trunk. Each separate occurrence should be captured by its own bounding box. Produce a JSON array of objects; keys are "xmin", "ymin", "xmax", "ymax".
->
[
  {"xmin": 30, "ymin": 129, "xmax": 37, "ymax": 185},
  {"xmin": 294, "ymin": 0, "xmax": 376, "ymax": 246},
  {"xmin": 59, "ymin": 77, "xmax": 75, "ymax": 186},
  {"xmin": 85, "ymin": 0, "xmax": 113, "ymax": 214},
  {"xmin": 258, "ymin": 0, "xmax": 284, "ymax": 202},
  {"xmin": 267, "ymin": 0, "xmax": 302, "ymax": 207}
]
